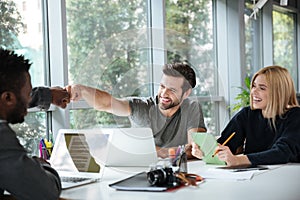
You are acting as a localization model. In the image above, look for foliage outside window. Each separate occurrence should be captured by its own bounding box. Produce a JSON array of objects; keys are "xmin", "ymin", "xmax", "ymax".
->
[
  {"xmin": 165, "ymin": 0, "xmax": 215, "ymax": 133},
  {"xmin": 0, "ymin": 0, "xmax": 47, "ymax": 154},
  {"xmin": 10, "ymin": 113, "xmax": 46, "ymax": 156},
  {"xmin": 273, "ymin": 10, "xmax": 298, "ymax": 88},
  {"xmin": 66, "ymin": 0, "xmax": 216, "ymax": 133},
  {"xmin": 66, "ymin": 0, "xmax": 148, "ymax": 129},
  {"xmin": 245, "ymin": 1, "xmax": 298, "ymax": 90}
]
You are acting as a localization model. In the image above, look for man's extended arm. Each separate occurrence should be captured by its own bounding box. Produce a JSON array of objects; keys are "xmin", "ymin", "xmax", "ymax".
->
[
  {"xmin": 66, "ymin": 84, "xmax": 131, "ymax": 116},
  {"xmin": 29, "ymin": 87, "xmax": 70, "ymax": 110}
]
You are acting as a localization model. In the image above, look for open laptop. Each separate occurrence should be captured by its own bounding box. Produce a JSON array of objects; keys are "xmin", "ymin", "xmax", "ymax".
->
[{"xmin": 50, "ymin": 127, "xmax": 158, "ymax": 189}]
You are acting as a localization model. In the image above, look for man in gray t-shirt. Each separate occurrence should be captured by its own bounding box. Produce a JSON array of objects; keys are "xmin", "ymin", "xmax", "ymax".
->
[
  {"xmin": 129, "ymin": 96, "xmax": 205, "ymax": 148},
  {"xmin": 67, "ymin": 62, "xmax": 207, "ymax": 158}
]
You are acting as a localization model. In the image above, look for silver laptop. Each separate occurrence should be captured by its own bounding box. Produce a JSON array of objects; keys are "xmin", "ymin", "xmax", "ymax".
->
[
  {"xmin": 102, "ymin": 127, "xmax": 158, "ymax": 167},
  {"xmin": 50, "ymin": 128, "xmax": 158, "ymax": 189}
]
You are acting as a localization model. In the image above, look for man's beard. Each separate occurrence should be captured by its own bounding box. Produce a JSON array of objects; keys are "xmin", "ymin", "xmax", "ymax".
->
[
  {"xmin": 158, "ymin": 94, "xmax": 183, "ymax": 110},
  {"xmin": 7, "ymin": 95, "xmax": 28, "ymax": 124}
]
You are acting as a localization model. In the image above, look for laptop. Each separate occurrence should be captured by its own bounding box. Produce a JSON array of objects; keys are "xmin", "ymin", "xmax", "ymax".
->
[{"xmin": 50, "ymin": 127, "xmax": 158, "ymax": 189}]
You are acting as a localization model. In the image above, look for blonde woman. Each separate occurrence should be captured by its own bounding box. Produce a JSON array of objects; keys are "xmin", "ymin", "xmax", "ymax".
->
[{"xmin": 192, "ymin": 65, "xmax": 300, "ymax": 166}]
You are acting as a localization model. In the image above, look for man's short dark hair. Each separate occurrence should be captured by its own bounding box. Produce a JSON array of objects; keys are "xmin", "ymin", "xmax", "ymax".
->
[
  {"xmin": 0, "ymin": 48, "xmax": 31, "ymax": 95},
  {"xmin": 162, "ymin": 62, "xmax": 196, "ymax": 92}
]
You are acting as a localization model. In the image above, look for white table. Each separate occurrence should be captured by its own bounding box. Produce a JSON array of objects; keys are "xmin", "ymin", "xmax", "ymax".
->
[{"xmin": 60, "ymin": 161, "xmax": 300, "ymax": 200}]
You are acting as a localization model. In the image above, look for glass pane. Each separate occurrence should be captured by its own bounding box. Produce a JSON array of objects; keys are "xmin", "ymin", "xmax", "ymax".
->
[
  {"xmin": 165, "ymin": 0, "xmax": 216, "ymax": 134},
  {"xmin": 66, "ymin": 0, "xmax": 149, "ymax": 128},
  {"xmin": 11, "ymin": 112, "xmax": 47, "ymax": 157},
  {"xmin": 70, "ymin": 109, "xmax": 131, "ymax": 129},
  {"xmin": 201, "ymin": 101, "xmax": 216, "ymax": 134},
  {"xmin": 0, "ymin": 0, "xmax": 45, "ymax": 86},
  {"xmin": 165, "ymin": 0, "xmax": 215, "ymax": 95},
  {"xmin": 0, "ymin": 0, "xmax": 47, "ymax": 155},
  {"xmin": 273, "ymin": 10, "xmax": 298, "ymax": 88},
  {"xmin": 244, "ymin": 1, "xmax": 261, "ymax": 77}
]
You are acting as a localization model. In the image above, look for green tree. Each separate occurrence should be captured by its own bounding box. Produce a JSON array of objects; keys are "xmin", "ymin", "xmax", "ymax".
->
[
  {"xmin": 165, "ymin": 0, "xmax": 214, "ymax": 98},
  {"xmin": 165, "ymin": 0, "xmax": 215, "ymax": 132},
  {"xmin": 66, "ymin": 0, "xmax": 148, "ymax": 128},
  {"xmin": 1, "ymin": 1, "xmax": 45, "ymax": 155},
  {"xmin": 273, "ymin": 10, "xmax": 296, "ymax": 84},
  {"xmin": 0, "ymin": 0, "xmax": 23, "ymax": 48},
  {"xmin": 66, "ymin": 0, "xmax": 214, "ymax": 129}
]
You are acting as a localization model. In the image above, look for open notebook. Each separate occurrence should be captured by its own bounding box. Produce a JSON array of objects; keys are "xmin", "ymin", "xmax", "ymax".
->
[{"xmin": 50, "ymin": 128, "xmax": 158, "ymax": 189}]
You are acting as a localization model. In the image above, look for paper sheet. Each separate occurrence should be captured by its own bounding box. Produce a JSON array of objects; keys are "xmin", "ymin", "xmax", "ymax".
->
[{"xmin": 199, "ymin": 168, "xmax": 254, "ymax": 181}]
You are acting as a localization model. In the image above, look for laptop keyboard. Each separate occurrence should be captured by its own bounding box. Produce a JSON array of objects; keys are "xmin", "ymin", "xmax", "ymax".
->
[{"xmin": 60, "ymin": 176, "xmax": 91, "ymax": 183}]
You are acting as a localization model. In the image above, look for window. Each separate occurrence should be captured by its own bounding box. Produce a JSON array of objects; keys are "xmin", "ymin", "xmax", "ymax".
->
[
  {"xmin": 273, "ymin": 9, "xmax": 298, "ymax": 88},
  {"xmin": 66, "ymin": 0, "xmax": 149, "ymax": 128},
  {"xmin": 65, "ymin": 0, "xmax": 218, "ymax": 133},
  {"xmin": 244, "ymin": 1, "xmax": 299, "ymax": 89},
  {"xmin": 244, "ymin": 1, "xmax": 262, "ymax": 76},
  {"xmin": 165, "ymin": 0, "xmax": 217, "ymax": 133},
  {"xmin": 0, "ymin": 0, "xmax": 48, "ymax": 156},
  {"xmin": 2, "ymin": 0, "xmax": 299, "ymax": 155}
]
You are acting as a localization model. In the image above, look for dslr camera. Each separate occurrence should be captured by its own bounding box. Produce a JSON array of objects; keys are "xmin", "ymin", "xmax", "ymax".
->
[
  {"xmin": 147, "ymin": 147, "xmax": 188, "ymax": 187},
  {"xmin": 146, "ymin": 166, "xmax": 181, "ymax": 187}
]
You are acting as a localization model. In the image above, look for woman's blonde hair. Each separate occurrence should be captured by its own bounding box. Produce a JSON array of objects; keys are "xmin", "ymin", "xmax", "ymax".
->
[{"xmin": 250, "ymin": 65, "xmax": 299, "ymax": 128}]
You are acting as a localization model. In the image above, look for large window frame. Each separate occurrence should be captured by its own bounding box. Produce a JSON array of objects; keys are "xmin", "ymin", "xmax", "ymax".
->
[
  {"xmin": 45, "ymin": 0, "xmax": 299, "ymax": 140},
  {"xmin": 47, "ymin": 0, "xmax": 226, "ymax": 138}
]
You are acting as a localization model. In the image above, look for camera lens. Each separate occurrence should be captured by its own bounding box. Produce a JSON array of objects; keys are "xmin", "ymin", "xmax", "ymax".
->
[{"xmin": 147, "ymin": 169, "xmax": 167, "ymax": 186}]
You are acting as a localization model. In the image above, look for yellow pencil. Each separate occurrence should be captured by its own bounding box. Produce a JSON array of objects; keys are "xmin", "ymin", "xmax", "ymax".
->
[{"xmin": 212, "ymin": 132, "xmax": 236, "ymax": 157}]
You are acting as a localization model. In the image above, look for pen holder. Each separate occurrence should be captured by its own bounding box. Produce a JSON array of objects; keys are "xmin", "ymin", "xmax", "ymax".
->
[
  {"xmin": 39, "ymin": 139, "xmax": 53, "ymax": 160},
  {"xmin": 178, "ymin": 152, "xmax": 187, "ymax": 173}
]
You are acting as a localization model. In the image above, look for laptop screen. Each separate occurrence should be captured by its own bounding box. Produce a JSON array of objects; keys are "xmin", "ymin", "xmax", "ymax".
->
[
  {"xmin": 63, "ymin": 133, "xmax": 101, "ymax": 172},
  {"xmin": 50, "ymin": 129, "xmax": 109, "ymax": 172}
]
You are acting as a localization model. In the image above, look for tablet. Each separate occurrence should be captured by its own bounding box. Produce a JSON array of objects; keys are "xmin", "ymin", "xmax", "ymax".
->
[{"xmin": 191, "ymin": 132, "xmax": 225, "ymax": 165}]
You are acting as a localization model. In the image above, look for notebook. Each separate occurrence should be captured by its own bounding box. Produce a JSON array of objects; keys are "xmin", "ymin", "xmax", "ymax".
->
[
  {"xmin": 50, "ymin": 128, "xmax": 158, "ymax": 189},
  {"xmin": 109, "ymin": 172, "xmax": 175, "ymax": 192},
  {"xmin": 191, "ymin": 132, "xmax": 226, "ymax": 165}
]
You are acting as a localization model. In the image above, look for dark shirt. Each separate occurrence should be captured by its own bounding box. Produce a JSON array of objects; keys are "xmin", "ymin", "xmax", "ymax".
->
[
  {"xmin": 29, "ymin": 87, "xmax": 52, "ymax": 110},
  {"xmin": 0, "ymin": 122, "xmax": 61, "ymax": 200},
  {"xmin": 217, "ymin": 106, "xmax": 300, "ymax": 165},
  {"xmin": 0, "ymin": 87, "xmax": 61, "ymax": 199}
]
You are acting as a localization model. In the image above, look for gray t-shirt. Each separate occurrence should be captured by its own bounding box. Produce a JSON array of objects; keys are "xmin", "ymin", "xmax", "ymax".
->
[{"xmin": 128, "ymin": 96, "xmax": 206, "ymax": 147}]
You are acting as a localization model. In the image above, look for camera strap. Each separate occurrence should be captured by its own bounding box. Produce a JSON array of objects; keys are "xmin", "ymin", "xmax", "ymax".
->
[{"xmin": 175, "ymin": 172, "xmax": 204, "ymax": 186}]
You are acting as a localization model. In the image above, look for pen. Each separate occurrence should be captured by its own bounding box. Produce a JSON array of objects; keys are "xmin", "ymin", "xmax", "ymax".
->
[
  {"xmin": 233, "ymin": 167, "xmax": 268, "ymax": 172},
  {"xmin": 212, "ymin": 132, "xmax": 236, "ymax": 157},
  {"xmin": 41, "ymin": 138, "xmax": 50, "ymax": 159},
  {"xmin": 39, "ymin": 140, "xmax": 43, "ymax": 158},
  {"xmin": 175, "ymin": 145, "xmax": 181, "ymax": 158}
]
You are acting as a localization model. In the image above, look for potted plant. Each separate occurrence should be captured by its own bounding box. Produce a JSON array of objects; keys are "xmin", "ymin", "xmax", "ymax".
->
[{"xmin": 230, "ymin": 76, "xmax": 251, "ymax": 114}]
